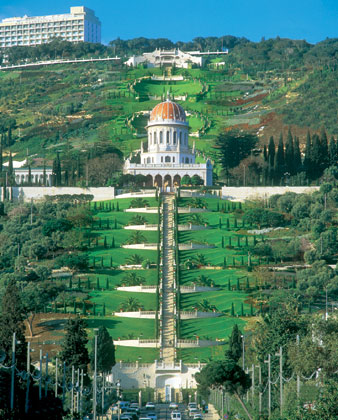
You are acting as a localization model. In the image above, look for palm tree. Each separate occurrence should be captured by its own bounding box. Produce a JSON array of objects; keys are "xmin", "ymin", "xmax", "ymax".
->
[
  {"xmin": 187, "ymin": 214, "xmax": 207, "ymax": 226},
  {"xmin": 126, "ymin": 231, "xmax": 147, "ymax": 244},
  {"xmin": 195, "ymin": 275, "xmax": 213, "ymax": 287},
  {"xmin": 119, "ymin": 297, "xmax": 144, "ymax": 312},
  {"xmin": 188, "ymin": 198, "xmax": 207, "ymax": 209},
  {"xmin": 192, "ymin": 253, "xmax": 208, "ymax": 267},
  {"xmin": 192, "ymin": 299, "xmax": 217, "ymax": 312},
  {"xmin": 129, "ymin": 198, "xmax": 149, "ymax": 208},
  {"xmin": 125, "ymin": 254, "xmax": 144, "ymax": 265},
  {"xmin": 121, "ymin": 272, "xmax": 145, "ymax": 286},
  {"xmin": 129, "ymin": 214, "xmax": 147, "ymax": 225}
]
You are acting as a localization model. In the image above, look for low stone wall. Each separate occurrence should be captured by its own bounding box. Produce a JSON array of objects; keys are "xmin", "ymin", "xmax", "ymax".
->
[
  {"xmin": 114, "ymin": 339, "xmax": 160, "ymax": 348},
  {"xmin": 124, "ymin": 224, "xmax": 158, "ymax": 231},
  {"xmin": 116, "ymin": 190, "xmax": 156, "ymax": 199},
  {"xmin": 114, "ymin": 311, "xmax": 156, "ymax": 319},
  {"xmin": 122, "ymin": 243, "xmax": 158, "ymax": 250},
  {"xmin": 116, "ymin": 286, "xmax": 157, "ymax": 293},
  {"xmin": 180, "ymin": 286, "xmax": 220, "ymax": 293},
  {"xmin": 178, "ymin": 224, "xmax": 210, "ymax": 231},
  {"xmin": 124, "ymin": 207, "xmax": 159, "ymax": 213},
  {"xmin": 9, "ymin": 186, "xmax": 115, "ymax": 202},
  {"xmin": 177, "ymin": 339, "xmax": 224, "ymax": 348},
  {"xmin": 221, "ymin": 186, "xmax": 320, "ymax": 202},
  {"xmin": 178, "ymin": 207, "xmax": 208, "ymax": 213},
  {"xmin": 180, "ymin": 311, "xmax": 222, "ymax": 319},
  {"xmin": 178, "ymin": 243, "xmax": 215, "ymax": 250}
]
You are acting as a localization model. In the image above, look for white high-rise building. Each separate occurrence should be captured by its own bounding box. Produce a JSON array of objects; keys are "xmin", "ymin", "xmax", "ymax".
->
[{"xmin": 0, "ymin": 6, "xmax": 101, "ymax": 48}]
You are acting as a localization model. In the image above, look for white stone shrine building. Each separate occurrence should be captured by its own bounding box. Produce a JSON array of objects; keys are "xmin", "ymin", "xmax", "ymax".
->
[{"xmin": 124, "ymin": 97, "xmax": 212, "ymax": 188}]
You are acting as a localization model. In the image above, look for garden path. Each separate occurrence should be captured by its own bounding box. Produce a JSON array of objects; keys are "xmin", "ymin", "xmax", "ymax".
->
[{"xmin": 161, "ymin": 195, "xmax": 175, "ymax": 362}]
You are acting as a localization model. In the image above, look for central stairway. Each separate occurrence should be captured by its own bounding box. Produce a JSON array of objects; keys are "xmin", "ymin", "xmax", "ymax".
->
[{"xmin": 161, "ymin": 195, "xmax": 176, "ymax": 363}]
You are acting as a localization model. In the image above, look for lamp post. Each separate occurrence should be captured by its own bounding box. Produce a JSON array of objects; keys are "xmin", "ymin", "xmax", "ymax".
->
[
  {"xmin": 93, "ymin": 328, "xmax": 99, "ymax": 420},
  {"xmin": 241, "ymin": 334, "xmax": 245, "ymax": 370},
  {"xmin": 117, "ymin": 379, "xmax": 121, "ymax": 420}
]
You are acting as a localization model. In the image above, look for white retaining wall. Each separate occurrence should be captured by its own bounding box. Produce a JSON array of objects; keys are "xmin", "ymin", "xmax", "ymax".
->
[
  {"xmin": 221, "ymin": 186, "xmax": 320, "ymax": 202},
  {"xmin": 10, "ymin": 186, "xmax": 115, "ymax": 202}
]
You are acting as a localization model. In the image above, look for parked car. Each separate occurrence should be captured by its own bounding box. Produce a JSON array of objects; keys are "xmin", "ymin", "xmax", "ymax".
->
[
  {"xmin": 130, "ymin": 403, "xmax": 140, "ymax": 409},
  {"xmin": 169, "ymin": 402, "xmax": 179, "ymax": 410},
  {"xmin": 171, "ymin": 411, "xmax": 181, "ymax": 420},
  {"xmin": 145, "ymin": 402, "xmax": 156, "ymax": 410},
  {"xmin": 189, "ymin": 409, "xmax": 200, "ymax": 418},
  {"xmin": 147, "ymin": 413, "xmax": 157, "ymax": 420},
  {"xmin": 188, "ymin": 403, "xmax": 197, "ymax": 410},
  {"xmin": 193, "ymin": 414, "xmax": 203, "ymax": 420}
]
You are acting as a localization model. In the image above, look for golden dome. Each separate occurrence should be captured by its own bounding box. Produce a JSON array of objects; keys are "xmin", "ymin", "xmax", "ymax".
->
[{"xmin": 149, "ymin": 99, "xmax": 186, "ymax": 123}]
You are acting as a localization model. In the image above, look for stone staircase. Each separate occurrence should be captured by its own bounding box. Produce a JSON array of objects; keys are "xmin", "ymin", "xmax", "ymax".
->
[{"xmin": 161, "ymin": 195, "xmax": 175, "ymax": 362}]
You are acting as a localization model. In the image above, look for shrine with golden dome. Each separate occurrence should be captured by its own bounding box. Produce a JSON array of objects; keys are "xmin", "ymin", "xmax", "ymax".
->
[{"xmin": 124, "ymin": 96, "xmax": 213, "ymax": 189}]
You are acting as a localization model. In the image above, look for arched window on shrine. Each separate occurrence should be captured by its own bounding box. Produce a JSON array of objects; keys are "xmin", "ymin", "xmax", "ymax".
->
[
  {"xmin": 173, "ymin": 131, "xmax": 177, "ymax": 144},
  {"xmin": 154, "ymin": 132, "xmax": 157, "ymax": 143},
  {"xmin": 165, "ymin": 156, "xmax": 171, "ymax": 163},
  {"xmin": 160, "ymin": 131, "xmax": 163, "ymax": 143},
  {"xmin": 179, "ymin": 132, "xmax": 182, "ymax": 144},
  {"xmin": 167, "ymin": 131, "xmax": 170, "ymax": 144}
]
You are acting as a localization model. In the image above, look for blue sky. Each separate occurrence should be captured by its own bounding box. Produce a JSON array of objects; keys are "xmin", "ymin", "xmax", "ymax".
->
[{"xmin": 0, "ymin": 0, "xmax": 337, "ymax": 45}]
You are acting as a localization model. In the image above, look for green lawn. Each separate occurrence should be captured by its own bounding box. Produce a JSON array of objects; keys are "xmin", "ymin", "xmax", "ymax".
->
[
  {"xmin": 90, "ymin": 289, "xmax": 156, "ymax": 312},
  {"xmin": 86, "ymin": 316, "xmax": 155, "ymax": 340},
  {"xmin": 134, "ymin": 79, "xmax": 203, "ymax": 97}
]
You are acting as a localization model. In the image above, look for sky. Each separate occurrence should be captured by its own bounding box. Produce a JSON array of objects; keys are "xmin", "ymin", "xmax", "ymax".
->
[{"xmin": 0, "ymin": 0, "xmax": 337, "ymax": 45}]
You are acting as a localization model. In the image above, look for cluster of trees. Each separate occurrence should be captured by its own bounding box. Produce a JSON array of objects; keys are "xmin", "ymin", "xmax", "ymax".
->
[
  {"xmin": 0, "ymin": 279, "xmax": 115, "ymax": 417},
  {"xmin": 1, "ymin": 39, "xmax": 109, "ymax": 65},
  {"xmin": 263, "ymin": 128, "xmax": 338, "ymax": 184}
]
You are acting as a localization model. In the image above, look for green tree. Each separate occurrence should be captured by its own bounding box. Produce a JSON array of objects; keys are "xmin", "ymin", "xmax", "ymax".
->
[
  {"xmin": 60, "ymin": 317, "xmax": 90, "ymax": 372},
  {"xmin": 274, "ymin": 133, "xmax": 285, "ymax": 181},
  {"xmin": 195, "ymin": 359, "xmax": 252, "ymax": 419},
  {"xmin": 90, "ymin": 326, "xmax": 115, "ymax": 374},
  {"xmin": 0, "ymin": 280, "xmax": 27, "ymax": 369},
  {"xmin": 119, "ymin": 297, "xmax": 144, "ymax": 311},
  {"xmin": 216, "ymin": 130, "xmax": 258, "ymax": 179},
  {"xmin": 225, "ymin": 324, "xmax": 242, "ymax": 362},
  {"xmin": 285, "ymin": 128, "xmax": 294, "ymax": 174},
  {"xmin": 126, "ymin": 231, "xmax": 147, "ymax": 244}
]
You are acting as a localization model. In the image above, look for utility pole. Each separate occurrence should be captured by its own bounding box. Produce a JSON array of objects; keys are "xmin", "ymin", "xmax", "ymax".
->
[
  {"xmin": 241, "ymin": 334, "xmax": 245, "ymax": 370},
  {"xmin": 39, "ymin": 349, "xmax": 43, "ymax": 400},
  {"xmin": 275, "ymin": 347, "xmax": 283, "ymax": 415},
  {"xmin": 10, "ymin": 332, "xmax": 16, "ymax": 411},
  {"xmin": 296, "ymin": 336, "xmax": 300, "ymax": 398},
  {"xmin": 71, "ymin": 365, "xmax": 75, "ymax": 414},
  {"xmin": 55, "ymin": 358, "xmax": 58, "ymax": 398},
  {"xmin": 264, "ymin": 354, "xmax": 271, "ymax": 418},
  {"xmin": 25, "ymin": 341, "xmax": 31, "ymax": 413},
  {"xmin": 62, "ymin": 362, "xmax": 66, "ymax": 406},
  {"xmin": 80, "ymin": 369, "xmax": 84, "ymax": 415},
  {"xmin": 77, "ymin": 368, "xmax": 80, "ymax": 413},
  {"xmin": 93, "ymin": 329, "xmax": 98, "ymax": 420},
  {"xmin": 251, "ymin": 364, "xmax": 255, "ymax": 408},
  {"xmin": 257, "ymin": 364, "xmax": 262, "ymax": 416}
]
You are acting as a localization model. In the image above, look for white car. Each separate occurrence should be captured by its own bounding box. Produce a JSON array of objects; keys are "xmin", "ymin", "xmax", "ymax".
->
[
  {"xmin": 171, "ymin": 411, "xmax": 181, "ymax": 420},
  {"xmin": 169, "ymin": 402, "xmax": 179, "ymax": 410},
  {"xmin": 193, "ymin": 414, "xmax": 203, "ymax": 420},
  {"xmin": 146, "ymin": 402, "xmax": 156, "ymax": 410}
]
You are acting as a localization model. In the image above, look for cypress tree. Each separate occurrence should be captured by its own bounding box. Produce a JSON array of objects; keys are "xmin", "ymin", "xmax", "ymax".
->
[
  {"xmin": 116, "ymin": 202, "xmax": 119, "ymax": 211},
  {"xmin": 228, "ymin": 278, "xmax": 231, "ymax": 291},
  {"xmin": 106, "ymin": 277, "xmax": 109, "ymax": 290},
  {"xmin": 8, "ymin": 151, "xmax": 13, "ymax": 176},
  {"xmin": 225, "ymin": 324, "xmax": 242, "ymax": 362},
  {"xmin": 274, "ymin": 133, "xmax": 285, "ymax": 182},
  {"xmin": 231, "ymin": 302, "xmax": 235, "ymax": 316},
  {"xmin": 241, "ymin": 303, "xmax": 244, "ymax": 316},
  {"xmin": 221, "ymin": 236, "xmax": 224, "ymax": 248},
  {"xmin": 311, "ymin": 134, "xmax": 322, "ymax": 179},
  {"xmin": 103, "ymin": 303, "xmax": 106, "ymax": 316},
  {"xmin": 304, "ymin": 131, "xmax": 312, "ymax": 179},
  {"xmin": 320, "ymin": 128, "xmax": 329, "ymax": 172},
  {"xmin": 60, "ymin": 317, "xmax": 89, "ymax": 373},
  {"xmin": 0, "ymin": 145, "xmax": 2, "ymax": 172},
  {"xmin": 293, "ymin": 136, "xmax": 302, "ymax": 174},
  {"xmin": 104, "ymin": 236, "xmax": 107, "ymax": 248},
  {"xmin": 328, "ymin": 136, "xmax": 337, "ymax": 166},
  {"xmin": 263, "ymin": 144, "xmax": 268, "ymax": 162},
  {"xmin": 97, "ymin": 277, "xmax": 100, "ymax": 290},
  {"xmin": 219, "ymin": 217, "xmax": 222, "ymax": 229},
  {"xmin": 285, "ymin": 128, "xmax": 294, "ymax": 175},
  {"xmin": 112, "ymin": 237, "xmax": 115, "ymax": 248},
  {"xmin": 90, "ymin": 326, "xmax": 115, "ymax": 374},
  {"xmin": 236, "ymin": 278, "xmax": 240, "ymax": 290},
  {"xmin": 268, "ymin": 136, "xmax": 275, "ymax": 170},
  {"xmin": 56, "ymin": 152, "xmax": 62, "ymax": 186}
]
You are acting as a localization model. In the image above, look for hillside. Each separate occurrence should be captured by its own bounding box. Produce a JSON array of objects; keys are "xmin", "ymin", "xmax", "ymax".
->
[{"xmin": 0, "ymin": 36, "xmax": 336, "ymax": 183}]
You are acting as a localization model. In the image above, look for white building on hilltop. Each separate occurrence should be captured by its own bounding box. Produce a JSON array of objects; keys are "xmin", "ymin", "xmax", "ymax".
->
[
  {"xmin": 124, "ymin": 96, "xmax": 213, "ymax": 188},
  {"xmin": 0, "ymin": 6, "xmax": 101, "ymax": 48},
  {"xmin": 125, "ymin": 48, "xmax": 229, "ymax": 68}
]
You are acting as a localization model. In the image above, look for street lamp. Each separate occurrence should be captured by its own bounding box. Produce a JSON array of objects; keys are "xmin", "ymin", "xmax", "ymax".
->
[
  {"xmin": 93, "ymin": 328, "xmax": 99, "ymax": 420},
  {"xmin": 241, "ymin": 335, "xmax": 245, "ymax": 370}
]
